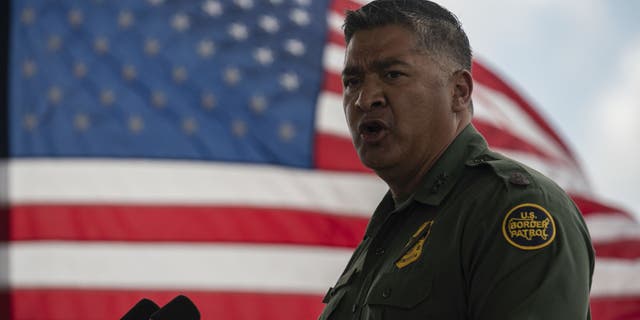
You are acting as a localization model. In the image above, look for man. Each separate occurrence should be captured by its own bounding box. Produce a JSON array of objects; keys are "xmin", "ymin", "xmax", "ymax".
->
[{"xmin": 319, "ymin": 0, "xmax": 594, "ymax": 319}]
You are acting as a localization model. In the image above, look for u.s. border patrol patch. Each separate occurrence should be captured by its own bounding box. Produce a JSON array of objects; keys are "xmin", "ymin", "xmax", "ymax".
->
[{"xmin": 502, "ymin": 203, "xmax": 556, "ymax": 250}]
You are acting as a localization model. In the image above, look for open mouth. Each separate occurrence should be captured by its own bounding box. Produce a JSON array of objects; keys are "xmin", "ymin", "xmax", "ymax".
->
[{"xmin": 358, "ymin": 120, "xmax": 388, "ymax": 143}]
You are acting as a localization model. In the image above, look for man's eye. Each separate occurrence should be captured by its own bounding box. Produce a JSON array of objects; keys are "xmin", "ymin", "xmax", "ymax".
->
[
  {"xmin": 343, "ymin": 78, "xmax": 361, "ymax": 88},
  {"xmin": 385, "ymin": 71, "xmax": 403, "ymax": 79}
]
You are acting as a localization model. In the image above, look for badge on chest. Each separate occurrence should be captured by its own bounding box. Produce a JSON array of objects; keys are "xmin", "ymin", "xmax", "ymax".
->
[{"xmin": 395, "ymin": 220, "xmax": 434, "ymax": 269}]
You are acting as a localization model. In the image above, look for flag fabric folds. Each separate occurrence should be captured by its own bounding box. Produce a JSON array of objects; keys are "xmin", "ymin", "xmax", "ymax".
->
[{"xmin": 3, "ymin": 0, "xmax": 640, "ymax": 319}]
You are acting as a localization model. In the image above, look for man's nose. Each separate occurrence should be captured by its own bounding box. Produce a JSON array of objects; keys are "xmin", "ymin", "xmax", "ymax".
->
[{"xmin": 355, "ymin": 79, "xmax": 385, "ymax": 111}]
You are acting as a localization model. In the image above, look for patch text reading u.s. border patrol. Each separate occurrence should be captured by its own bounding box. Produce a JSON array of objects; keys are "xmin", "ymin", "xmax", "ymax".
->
[{"xmin": 502, "ymin": 203, "xmax": 556, "ymax": 250}]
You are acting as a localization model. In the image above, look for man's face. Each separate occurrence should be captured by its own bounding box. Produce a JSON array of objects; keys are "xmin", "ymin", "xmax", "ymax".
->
[{"xmin": 342, "ymin": 24, "xmax": 458, "ymax": 173}]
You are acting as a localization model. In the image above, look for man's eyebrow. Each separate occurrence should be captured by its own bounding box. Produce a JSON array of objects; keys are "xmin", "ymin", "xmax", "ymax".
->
[
  {"xmin": 371, "ymin": 58, "xmax": 411, "ymax": 70},
  {"xmin": 341, "ymin": 65, "xmax": 362, "ymax": 78},
  {"xmin": 341, "ymin": 58, "xmax": 411, "ymax": 77}
]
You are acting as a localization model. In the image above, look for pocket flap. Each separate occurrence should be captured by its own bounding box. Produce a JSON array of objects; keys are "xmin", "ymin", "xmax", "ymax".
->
[
  {"xmin": 364, "ymin": 267, "xmax": 433, "ymax": 309},
  {"xmin": 322, "ymin": 266, "xmax": 356, "ymax": 304}
]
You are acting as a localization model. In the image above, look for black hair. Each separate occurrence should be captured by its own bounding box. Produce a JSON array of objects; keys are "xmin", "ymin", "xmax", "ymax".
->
[{"xmin": 343, "ymin": 0, "xmax": 472, "ymax": 71}]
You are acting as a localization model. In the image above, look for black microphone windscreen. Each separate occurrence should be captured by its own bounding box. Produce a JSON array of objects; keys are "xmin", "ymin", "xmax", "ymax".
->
[
  {"xmin": 150, "ymin": 295, "xmax": 200, "ymax": 320},
  {"xmin": 121, "ymin": 298, "xmax": 160, "ymax": 320}
]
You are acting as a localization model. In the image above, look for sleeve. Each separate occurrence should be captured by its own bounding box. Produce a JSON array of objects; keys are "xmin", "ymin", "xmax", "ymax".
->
[{"xmin": 463, "ymin": 178, "xmax": 595, "ymax": 320}]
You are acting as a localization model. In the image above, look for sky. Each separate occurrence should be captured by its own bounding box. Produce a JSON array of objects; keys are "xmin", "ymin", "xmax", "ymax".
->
[{"xmin": 436, "ymin": 0, "xmax": 640, "ymax": 219}]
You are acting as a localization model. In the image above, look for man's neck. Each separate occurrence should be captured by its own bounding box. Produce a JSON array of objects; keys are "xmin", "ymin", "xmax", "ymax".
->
[
  {"xmin": 383, "ymin": 149, "xmax": 440, "ymax": 203},
  {"xmin": 383, "ymin": 119, "xmax": 471, "ymax": 203},
  {"xmin": 392, "ymin": 192, "xmax": 412, "ymax": 209}
]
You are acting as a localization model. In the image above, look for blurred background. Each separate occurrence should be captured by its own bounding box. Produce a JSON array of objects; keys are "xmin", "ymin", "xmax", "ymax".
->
[
  {"xmin": 440, "ymin": 0, "xmax": 640, "ymax": 219},
  {"xmin": 1, "ymin": 0, "xmax": 638, "ymax": 319}
]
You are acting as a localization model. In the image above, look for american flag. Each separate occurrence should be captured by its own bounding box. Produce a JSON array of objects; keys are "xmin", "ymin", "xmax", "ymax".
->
[{"xmin": 3, "ymin": 0, "xmax": 639, "ymax": 319}]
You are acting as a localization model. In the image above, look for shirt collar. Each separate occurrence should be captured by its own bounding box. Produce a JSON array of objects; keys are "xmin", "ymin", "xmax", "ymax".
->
[{"xmin": 412, "ymin": 124, "xmax": 489, "ymax": 206}]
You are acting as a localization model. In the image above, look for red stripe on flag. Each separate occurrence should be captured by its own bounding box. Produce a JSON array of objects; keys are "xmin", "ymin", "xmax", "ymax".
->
[
  {"xmin": 591, "ymin": 296, "xmax": 640, "ymax": 320},
  {"xmin": 471, "ymin": 60, "xmax": 577, "ymax": 162},
  {"xmin": 314, "ymin": 132, "xmax": 371, "ymax": 172},
  {"xmin": 2, "ymin": 289, "xmax": 324, "ymax": 320},
  {"xmin": 323, "ymin": 71, "xmax": 343, "ymax": 94},
  {"xmin": 9, "ymin": 205, "xmax": 367, "ymax": 247},
  {"xmin": 570, "ymin": 194, "xmax": 632, "ymax": 218},
  {"xmin": 327, "ymin": 29, "xmax": 346, "ymax": 47},
  {"xmin": 0, "ymin": 208, "xmax": 8, "ymax": 241},
  {"xmin": 330, "ymin": 0, "xmax": 362, "ymax": 15},
  {"xmin": 593, "ymin": 240, "xmax": 640, "ymax": 259},
  {"xmin": 314, "ymin": 119, "xmax": 561, "ymax": 170},
  {"xmin": 3, "ymin": 289, "xmax": 639, "ymax": 320},
  {"xmin": 8, "ymin": 204, "xmax": 640, "ymax": 259}
]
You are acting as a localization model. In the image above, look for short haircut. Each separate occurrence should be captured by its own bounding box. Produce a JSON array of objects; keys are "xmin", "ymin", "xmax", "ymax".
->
[{"xmin": 343, "ymin": 0, "xmax": 472, "ymax": 71}]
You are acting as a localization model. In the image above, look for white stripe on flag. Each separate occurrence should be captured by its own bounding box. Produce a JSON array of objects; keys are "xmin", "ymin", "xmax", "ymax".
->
[
  {"xmin": 2, "ymin": 241, "xmax": 637, "ymax": 297},
  {"xmin": 328, "ymin": 12, "xmax": 344, "ymax": 35},
  {"xmin": 586, "ymin": 214, "xmax": 640, "ymax": 243},
  {"xmin": 1, "ymin": 242, "xmax": 350, "ymax": 293},
  {"xmin": 323, "ymin": 43, "xmax": 344, "ymax": 74},
  {"xmin": 4, "ymin": 158, "xmax": 607, "ymax": 224},
  {"xmin": 6, "ymin": 159, "xmax": 386, "ymax": 216},
  {"xmin": 473, "ymin": 83, "xmax": 571, "ymax": 164},
  {"xmin": 316, "ymin": 92, "xmax": 348, "ymax": 136},
  {"xmin": 592, "ymin": 258, "xmax": 640, "ymax": 297}
]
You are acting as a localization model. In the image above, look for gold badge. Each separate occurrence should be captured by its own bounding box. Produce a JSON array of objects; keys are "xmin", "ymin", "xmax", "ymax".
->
[
  {"xmin": 395, "ymin": 221, "xmax": 433, "ymax": 269},
  {"xmin": 502, "ymin": 203, "xmax": 556, "ymax": 250}
]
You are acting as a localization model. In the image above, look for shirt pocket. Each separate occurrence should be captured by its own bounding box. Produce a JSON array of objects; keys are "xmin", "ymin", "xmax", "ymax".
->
[
  {"xmin": 363, "ymin": 265, "xmax": 434, "ymax": 319},
  {"xmin": 319, "ymin": 266, "xmax": 357, "ymax": 320}
]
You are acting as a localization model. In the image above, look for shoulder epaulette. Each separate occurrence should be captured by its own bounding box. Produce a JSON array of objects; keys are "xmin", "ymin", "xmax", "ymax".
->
[{"xmin": 465, "ymin": 151, "xmax": 534, "ymax": 187}]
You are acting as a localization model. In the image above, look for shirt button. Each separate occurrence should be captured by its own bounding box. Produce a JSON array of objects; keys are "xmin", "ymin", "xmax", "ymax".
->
[
  {"xmin": 382, "ymin": 288, "xmax": 392, "ymax": 298},
  {"xmin": 374, "ymin": 247, "xmax": 385, "ymax": 255}
]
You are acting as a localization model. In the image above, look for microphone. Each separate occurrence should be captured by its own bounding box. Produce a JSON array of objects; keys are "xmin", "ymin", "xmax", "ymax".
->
[
  {"xmin": 120, "ymin": 298, "xmax": 160, "ymax": 320},
  {"xmin": 150, "ymin": 295, "xmax": 201, "ymax": 320}
]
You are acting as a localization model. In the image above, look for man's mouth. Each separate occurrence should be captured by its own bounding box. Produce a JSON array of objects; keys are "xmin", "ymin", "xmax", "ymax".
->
[{"xmin": 358, "ymin": 119, "xmax": 389, "ymax": 143}]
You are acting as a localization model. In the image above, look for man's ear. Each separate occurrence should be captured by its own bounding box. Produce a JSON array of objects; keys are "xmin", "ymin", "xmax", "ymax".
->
[{"xmin": 451, "ymin": 69, "xmax": 473, "ymax": 112}]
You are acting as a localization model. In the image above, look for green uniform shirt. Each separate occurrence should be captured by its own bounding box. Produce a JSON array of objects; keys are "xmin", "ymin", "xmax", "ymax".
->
[{"xmin": 319, "ymin": 125, "xmax": 594, "ymax": 320}]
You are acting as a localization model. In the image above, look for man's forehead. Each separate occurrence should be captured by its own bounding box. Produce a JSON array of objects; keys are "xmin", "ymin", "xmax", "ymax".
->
[
  {"xmin": 342, "ymin": 43, "xmax": 425, "ymax": 76},
  {"xmin": 344, "ymin": 26, "xmax": 422, "ymax": 59},
  {"xmin": 342, "ymin": 54, "xmax": 413, "ymax": 75}
]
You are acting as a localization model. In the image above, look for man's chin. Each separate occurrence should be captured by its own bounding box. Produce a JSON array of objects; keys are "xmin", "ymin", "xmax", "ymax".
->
[
  {"xmin": 356, "ymin": 142, "xmax": 397, "ymax": 169},
  {"xmin": 358, "ymin": 153, "xmax": 392, "ymax": 172}
]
